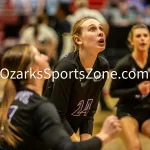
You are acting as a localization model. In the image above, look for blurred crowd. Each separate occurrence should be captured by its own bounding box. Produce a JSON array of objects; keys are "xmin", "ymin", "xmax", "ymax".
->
[
  {"xmin": 102, "ymin": 0, "xmax": 150, "ymax": 26},
  {"xmin": 0, "ymin": 0, "xmax": 150, "ymax": 63}
]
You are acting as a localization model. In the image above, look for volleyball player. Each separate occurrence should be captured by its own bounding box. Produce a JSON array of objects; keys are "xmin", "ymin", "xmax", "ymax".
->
[
  {"xmin": 44, "ymin": 16, "xmax": 111, "ymax": 141},
  {"xmin": 110, "ymin": 24, "xmax": 150, "ymax": 150},
  {"xmin": 0, "ymin": 44, "xmax": 121, "ymax": 150}
]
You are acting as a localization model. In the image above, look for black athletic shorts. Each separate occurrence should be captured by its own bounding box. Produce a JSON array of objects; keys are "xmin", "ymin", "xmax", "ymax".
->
[{"xmin": 117, "ymin": 106, "xmax": 150, "ymax": 131}]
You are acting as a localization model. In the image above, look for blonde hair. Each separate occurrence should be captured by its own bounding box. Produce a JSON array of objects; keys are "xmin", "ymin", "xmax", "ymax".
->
[
  {"xmin": 71, "ymin": 16, "xmax": 99, "ymax": 50},
  {"xmin": 0, "ymin": 44, "xmax": 35, "ymax": 147},
  {"xmin": 127, "ymin": 24, "xmax": 149, "ymax": 50}
]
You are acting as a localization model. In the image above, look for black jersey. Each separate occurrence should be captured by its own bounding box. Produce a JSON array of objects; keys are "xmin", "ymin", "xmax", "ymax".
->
[
  {"xmin": 1, "ymin": 88, "xmax": 102, "ymax": 150},
  {"xmin": 110, "ymin": 53, "xmax": 150, "ymax": 109},
  {"xmin": 44, "ymin": 51, "xmax": 109, "ymax": 136}
]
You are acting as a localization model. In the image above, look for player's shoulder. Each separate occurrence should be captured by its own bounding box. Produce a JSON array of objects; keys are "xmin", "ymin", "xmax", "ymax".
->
[
  {"xmin": 117, "ymin": 54, "xmax": 131, "ymax": 65},
  {"xmin": 15, "ymin": 88, "xmax": 48, "ymax": 109},
  {"xmin": 97, "ymin": 53, "xmax": 109, "ymax": 69},
  {"xmin": 115, "ymin": 54, "xmax": 132, "ymax": 70},
  {"xmin": 54, "ymin": 51, "xmax": 79, "ymax": 72},
  {"xmin": 29, "ymin": 93, "xmax": 47, "ymax": 103},
  {"xmin": 148, "ymin": 51, "xmax": 150, "ymax": 61}
]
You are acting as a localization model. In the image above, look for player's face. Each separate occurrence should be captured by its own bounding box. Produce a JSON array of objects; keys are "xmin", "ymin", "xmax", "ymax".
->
[
  {"xmin": 131, "ymin": 28, "xmax": 150, "ymax": 52},
  {"xmin": 79, "ymin": 19, "xmax": 106, "ymax": 53},
  {"xmin": 32, "ymin": 47, "xmax": 50, "ymax": 78}
]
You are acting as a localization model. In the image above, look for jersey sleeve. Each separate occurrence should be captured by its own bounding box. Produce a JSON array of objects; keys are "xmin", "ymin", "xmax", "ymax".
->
[
  {"xmin": 110, "ymin": 60, "xmax": 140, "ymax": 98},
  {"xmin": 34, "ymin": 102, "xmax": 102, "ymax": 150},
  {"xmin": 33, "ymin": 102, "xmax": 69, "ymax": 149},
  {"xmin": 44, "ymin": 61, "xmax": 75, "ymax": 136}
]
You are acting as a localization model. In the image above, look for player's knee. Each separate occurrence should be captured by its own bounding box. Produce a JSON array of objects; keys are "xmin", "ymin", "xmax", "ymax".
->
[
  {"xmin": 127, "ymin": 140, "xmax": 141, "ymax": 150},
  {"xmin": 141, "ymin": 120, "xmax": 150, "ymax": 138},
  {"xmin": 141, "ymin": 126, "xmax": 150, "ymax": 138},
  {"xmin": 128, "ymin": 141, "xmax": 142, "ymax": 150}
]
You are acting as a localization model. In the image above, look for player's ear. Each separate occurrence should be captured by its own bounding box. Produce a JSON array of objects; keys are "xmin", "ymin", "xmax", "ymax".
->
[
  {"xmin": 130, "ymin": 39, "xmax": 134, "ymax": 47},
  {"xmin": 74, "ymin": 35, "xmax": 82, "ymax": 46}
]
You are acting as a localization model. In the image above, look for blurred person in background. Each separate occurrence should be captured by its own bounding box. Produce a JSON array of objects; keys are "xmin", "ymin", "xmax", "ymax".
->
[
  {"xmin": 19, "ymin": 13, "xmax": 58, "ymax": 94},
  {"xmin": 45, "ymin": 0, "xmax": 59, "ymax": 18},
  {"xmin": 11, "ymin": 0, "xmax": 45, "ymax": 16},
  {"xmin": 108, "ymin": 1, "xmax": 136, "ymax": 26},
  {"xmin": 110, "ymin": 24, "xmax": 150, "ymax": 150},
  {"xmin": 45, "ymin": 1, "xmax": 72, "ymax": 60},
  {"xmin": 127, "ymin": 0, "xmax": 147, "ymax": 14},
  {"xmin": 53, "ymin": 2, "xmax": 72, "ymax": 59},
  {"xmin": 19, "ymin": 12, "xmax": 58, "ymax": 67},
  {"xmin": 143, "ymin": 5, "xmax": 150, "ymax": 25}
]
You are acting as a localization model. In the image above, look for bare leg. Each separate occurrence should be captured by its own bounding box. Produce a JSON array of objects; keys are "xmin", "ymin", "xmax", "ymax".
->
[
  {"xmin": 120, "ymin": 116, "xmax": 142, "ymax": 150},
  {"xmin": 141, "ymin": 119, "xmax": 150, "ymax": 138}
]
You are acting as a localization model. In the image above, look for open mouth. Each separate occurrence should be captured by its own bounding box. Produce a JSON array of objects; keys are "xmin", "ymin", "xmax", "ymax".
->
[
  {"xmin": 140, "ymin": 43, "xmax": 146, "ymax": 46},
  {"xmin": 98, "ymin": 38, "xmax": 105, "ymax": 45}
]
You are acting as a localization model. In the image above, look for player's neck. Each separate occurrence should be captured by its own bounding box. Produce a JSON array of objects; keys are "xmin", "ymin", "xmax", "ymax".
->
[
  {"xmin": 132, "ymin": 50, "xmax": 148, "ymax": 69},
  {"xmin": 79, "ymin": 50, "xmax": 97, "ymax": 70},
  {"xmin": 132, "ymin": 50, "xmax": 148, "ymax": 62},
  {"xmin": 26, "ymin": 80, "xmax": 44, "ymax": 96}
]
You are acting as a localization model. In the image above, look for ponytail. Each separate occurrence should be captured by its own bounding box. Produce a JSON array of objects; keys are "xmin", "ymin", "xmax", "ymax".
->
[
  {"xmin": 0, "ymin": 79, "xmax": 22, "ymax": 147},
  {"xmin": 0, "ymin": 44, "xmax": 34, "ymax": 147}
]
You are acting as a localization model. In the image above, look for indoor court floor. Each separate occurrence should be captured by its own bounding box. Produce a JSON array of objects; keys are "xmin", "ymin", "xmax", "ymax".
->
[{"xmin": 0, "ymin": 77, "xmax": 150, "ymax": 150}]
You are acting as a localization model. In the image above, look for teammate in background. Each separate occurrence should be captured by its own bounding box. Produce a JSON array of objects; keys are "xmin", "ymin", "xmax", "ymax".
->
[
  {"xmin": 44, "ymin": 16, "xmax": 113, "ymax": 141},
  {"xmin": 110, "ymin": 24, "xmax": 150, "ymax": 150},
  {"xmin": 0, "ymin": 44, "xmax": 121, "ymax": 150}
]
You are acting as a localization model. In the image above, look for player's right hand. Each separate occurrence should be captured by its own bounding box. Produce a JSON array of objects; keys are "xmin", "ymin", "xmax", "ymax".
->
[
  {"xmin": 138, "ymin": 81, "xmax": 150, "ymax": 95},
  {"xmin": 96, "ymin": 115, "xmax": 121, "ymax": 145}
]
